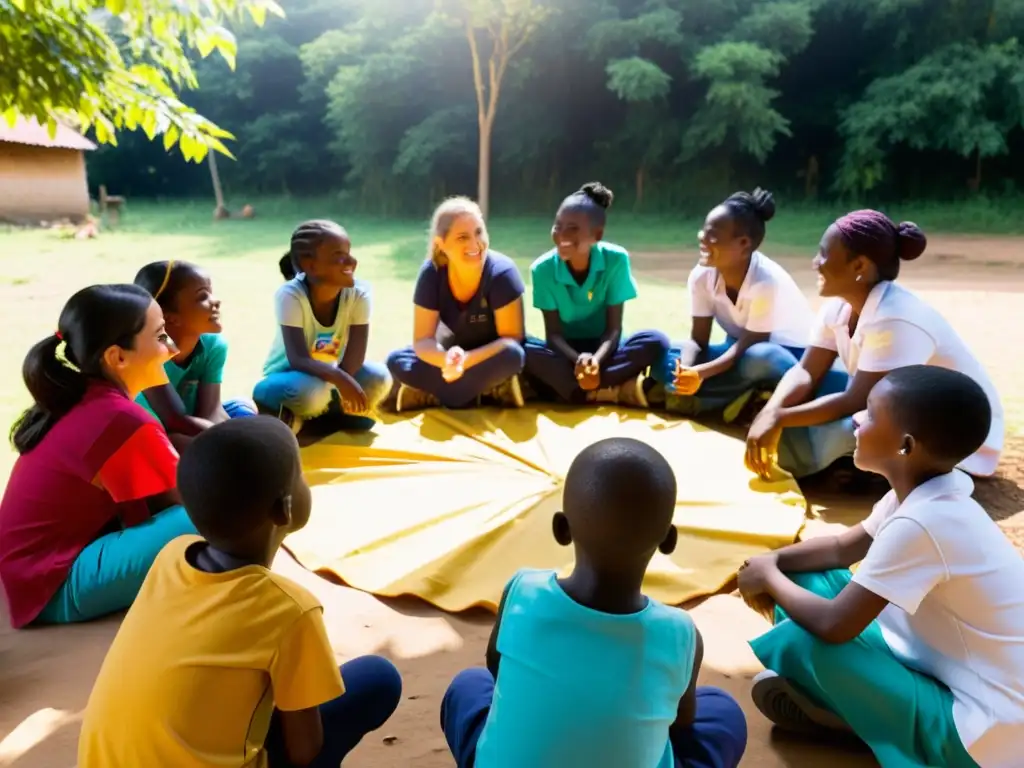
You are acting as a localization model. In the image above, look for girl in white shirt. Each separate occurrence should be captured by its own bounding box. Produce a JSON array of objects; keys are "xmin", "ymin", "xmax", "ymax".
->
[
  {"xmin": 652, "ymin": 189, "xmax": 816, "ymax": 422},
  {"xmin": 746, "ymin": 209, "xmax": 1003, "ymax": 480},
  {"xmin": 738, "ymin": 365, "xmax": 1024, "ymax": 768}
]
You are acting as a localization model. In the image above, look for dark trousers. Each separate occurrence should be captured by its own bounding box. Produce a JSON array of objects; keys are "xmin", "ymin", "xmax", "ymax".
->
[
  {"xmin": 386, "ymin": 342, "xmax": 526, "ymax": 408},
  {"xmin": 266, "ymin": 655, "xmax": 402, "ymax": 767},
  {"xmin": 523, "ymin": 330, "xmax": 669, "ymax": 404},
  {"xmin": 440, "ymin": 667, "xmax": 748, "ymax": 768}
]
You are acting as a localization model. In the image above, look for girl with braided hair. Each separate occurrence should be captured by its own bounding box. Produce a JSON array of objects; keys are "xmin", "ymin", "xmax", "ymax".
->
[
  {"xmin": 745, "ymin": 210, "xmax": 1004, "ymax": 483},
  {"xmin": 651, "ymin": 189, "xmax": 815, "ymax": 423},
  {"xmin": 253, "ymin": 220, "xmax": 391, "ymax": 434}
]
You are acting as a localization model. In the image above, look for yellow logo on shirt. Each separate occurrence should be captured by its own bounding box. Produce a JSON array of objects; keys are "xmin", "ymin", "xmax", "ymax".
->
[
  {"xmin": 588, "ymin": 291, "xmax": 593, "ymax": 302},
  {"xmin": 311, "ymin": 334, "xmax": 342, "ymax": 363},
  {"xmin": 748, "ymin": 296, "xmax": 770, "ymax": 318},
  {"xmin": 863, "ymin": 330, "xmax": 894, "ymax": 351}
]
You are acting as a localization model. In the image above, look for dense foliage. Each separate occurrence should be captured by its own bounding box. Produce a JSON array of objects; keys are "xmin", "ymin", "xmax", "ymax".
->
[
  {"xmin": 2, "ymin": 0, "xmax": 283, "ymax": 161},
  {"xmin": 80, "ymin": 0, "xmax": 1024, "ymax": 212}
]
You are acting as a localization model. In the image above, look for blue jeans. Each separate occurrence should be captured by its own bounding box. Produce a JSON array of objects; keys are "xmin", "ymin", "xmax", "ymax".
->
[
  {"xmin": 223, "ymin": 397, "xmax": 258, "ymax": 418},
  {"xmin": 386, "ymin": 342, "xmax": 526, "ymax": 409},
  {"xmin": 253, "ymin": 362, "xmax": 392, "ymax": 428},
  {"xmin": 36, "ymin": 505, "xmax": 197, "ymax": 624},
  {"xmin": 441, "ymin": 668, "xmax": 747, "ymax": 768},
  {"xmin": 654, "ymin": 337, "xmax": 804, "ymax": 416},
  {"xmin": 266, "ymin": 655, "xmax": 403, "ymax": 767},
  {"xmin": 776, "ymin": 365, "xmax": 855, "ymax": 479}
]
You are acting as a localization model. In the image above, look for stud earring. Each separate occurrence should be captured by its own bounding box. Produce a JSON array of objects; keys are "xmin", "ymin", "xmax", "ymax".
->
[
  {"xmin": 856, "ymin": 275, "xmax": 863, "ymax": 282},
  {"xmin": 898, "ymin": 447, "xmax": 909, "ymax": 456}
]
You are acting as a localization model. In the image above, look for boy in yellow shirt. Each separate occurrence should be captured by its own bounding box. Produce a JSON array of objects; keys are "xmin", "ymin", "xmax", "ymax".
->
[{"xmin": 78, "ymin": 417, "xmax": 402, "ymax": 767}]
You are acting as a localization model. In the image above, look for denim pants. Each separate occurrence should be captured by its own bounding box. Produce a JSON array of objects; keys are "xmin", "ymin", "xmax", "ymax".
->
[
  {"xmin": 775, "ymin": 365, "xmax": 855, "ymax": 479},
  {"xmin": 654, "ymin": 337, "xmax": 805, "ymax": 416},
  {"xmin": 523, "ymin": 330, "xmax": 669, "ymax": 404},
  {"xmin": 440, "ymin": 667, "xmax": 747, "ymax": 768},
  {"xmin": 222, "ymin": 397, "xmax": 258, "ymax": 418},
  {"xmin": 386, "ymin": 342, "xmax": 526, "ymax": 409},
  {"xmin": 36, "ymin": 505, "xmax": 197, "ymax": 625},
  {"xmin": 266, "ymin": 655, "xmax": 403, "ymax": 767},
  {"xmin": 253, "ymin": 362, "xmax": 392, "ymax": 429},
  {"xmin": 750, "ymin": 570, "xmax": 980, "ymax": 768}
]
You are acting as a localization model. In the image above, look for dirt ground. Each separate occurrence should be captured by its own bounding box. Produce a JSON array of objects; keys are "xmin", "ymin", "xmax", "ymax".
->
[{"xmin": 1, "ymin": 235, "xmax": 1022, "ymax": 768}]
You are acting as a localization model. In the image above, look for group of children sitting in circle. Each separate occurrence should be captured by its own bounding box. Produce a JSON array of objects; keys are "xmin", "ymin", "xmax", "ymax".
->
[{"xmin": 0, "ymin": 182, "xmax": 1021, "ymax": 767}]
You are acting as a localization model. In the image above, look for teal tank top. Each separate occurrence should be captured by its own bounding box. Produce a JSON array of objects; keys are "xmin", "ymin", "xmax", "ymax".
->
[{"xmin": 475, "ymin": 569, "xmax": 697, "ymax": 767}]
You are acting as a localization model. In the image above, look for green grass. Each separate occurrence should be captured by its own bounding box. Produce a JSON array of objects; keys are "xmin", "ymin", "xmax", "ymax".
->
[{"xmin": 0, "ymin": 197, "xmax": 1020, "ymax": 480}]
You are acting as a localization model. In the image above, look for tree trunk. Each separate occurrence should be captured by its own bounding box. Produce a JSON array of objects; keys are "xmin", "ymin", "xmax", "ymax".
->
[
  {"xmin": 478, "ymin": 116, "xmax": 492, "ymax": 218},
  {"xmin": 969, "ymin": 148, "xmax": 982, "ymax": 193},
  {"xmin": 209, "ymin": 152, "xmax": 227, "ymax": 216}
]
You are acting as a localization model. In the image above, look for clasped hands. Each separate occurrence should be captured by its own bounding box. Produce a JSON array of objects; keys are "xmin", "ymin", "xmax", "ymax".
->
[{"xmin": 574, "ymin": 353, "xmax": 601, "ymax": 391}]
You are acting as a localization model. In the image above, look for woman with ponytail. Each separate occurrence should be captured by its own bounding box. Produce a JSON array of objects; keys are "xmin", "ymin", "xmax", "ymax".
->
[
  {"xmin": 386, "ymin": 197, "xmax": 527, "ymax": 411},
  {"xmin": 745, "ymin": 210, "xmax": 1004, "ymax": 484},
  {"xmin": 0, "ymin": 285, "xmax": 195, "ymax": 628}
]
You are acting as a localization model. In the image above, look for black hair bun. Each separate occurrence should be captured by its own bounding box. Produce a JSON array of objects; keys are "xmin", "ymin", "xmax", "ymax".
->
[
  {"xmin": 750, "ymin": 187, "xmax": 775, "ymax": 223},
  {"xmin": 279, "ymin": 252, "xmax": 297, "ymax": 280},
  {"xmin": 896, "ymin": 221, "xmax": 927, "ymax": 261},
  {"xmin": 580, "ymin": 181, "xmax": 614, "ymax": 210}
]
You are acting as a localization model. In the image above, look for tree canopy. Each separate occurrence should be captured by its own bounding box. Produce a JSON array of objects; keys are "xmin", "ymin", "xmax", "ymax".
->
[
  {"xmin": 2, "ymin": 0, "xmax": 283, "ymax": 161},
  {"xmin": 72, "ymin": 0, "xmax": 1024, "ymax": 211}
]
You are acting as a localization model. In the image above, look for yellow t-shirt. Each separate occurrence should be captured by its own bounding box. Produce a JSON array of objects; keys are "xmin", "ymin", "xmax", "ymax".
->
[{"xmin": 78, "ymin": 536, "xmax": 344, "ymax": 767}]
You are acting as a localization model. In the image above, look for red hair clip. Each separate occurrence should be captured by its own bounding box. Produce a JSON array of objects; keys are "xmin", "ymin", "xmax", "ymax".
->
[{"xmin": 54, "ymin": 330, "xmax": 63, "ymax": 341}]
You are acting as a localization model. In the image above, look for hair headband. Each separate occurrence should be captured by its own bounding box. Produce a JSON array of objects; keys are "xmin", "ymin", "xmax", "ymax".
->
[{"xmin": 153, "ymin": 260, "xmax": 175, "ymax": 300}]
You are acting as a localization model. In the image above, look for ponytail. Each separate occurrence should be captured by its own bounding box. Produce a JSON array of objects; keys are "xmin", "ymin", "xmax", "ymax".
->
[
  {"xmin": 11, "ymin": 335, "xmax": 88, "ymax": 453},
  {"xmin": 279, "ymin": 251, "xmax": 297, "ymax": 280},
  {"xmin": 9, "ymin": 284, "xmax": 152, "ymax": 454}
]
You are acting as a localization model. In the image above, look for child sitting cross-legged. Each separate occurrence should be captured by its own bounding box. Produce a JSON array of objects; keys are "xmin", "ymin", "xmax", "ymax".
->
[
  {"xmin": 739, "ymin": 365, "xmax": 1024, "ymax": 768},
  {"xmin": 78, "ymin": 417, "xmax": 402, "ymax": 767},
  {"xmin": 440, "ymin": 437, "xmax": 748, "ymax": 768}
]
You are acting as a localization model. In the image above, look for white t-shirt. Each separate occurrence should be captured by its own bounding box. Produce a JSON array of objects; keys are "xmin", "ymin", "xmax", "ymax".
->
[
  {"xmin": 853, "ymin": 472, "xmax": 1024, "ymax": 768},
  {"xmin": 262, "ymin": 276, "xmax": 372, "ymax": 375},
  {"xmin": 688, "ymin": 251, "xmax": 813, "ymax": 348},
  {"xmin": 810, "ymin": 280, "xmax": 1003, "ymax": 476}
]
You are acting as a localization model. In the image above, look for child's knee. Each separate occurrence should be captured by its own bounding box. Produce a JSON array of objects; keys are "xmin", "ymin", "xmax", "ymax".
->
[
  {"xmin": 737, "ymin": 342, "xmax": 794, "ymax": 384},
  {"xmin": 634, "ymin": 329, "xmax": 671, "ymax": 354},
  {"xmin": 356, "ymin": 362, "xmax": 393, "ymax": 406},
  {"xmin": 342, "ymin": 655, "xmax": 403, "ymax": 724},
  {"xmin": 385, "ymin": 347, "xmax": 414, "ymax": 377},
  {"xmin": 496, "ymin": 339, "xmax": 526, "ymax": 373}
]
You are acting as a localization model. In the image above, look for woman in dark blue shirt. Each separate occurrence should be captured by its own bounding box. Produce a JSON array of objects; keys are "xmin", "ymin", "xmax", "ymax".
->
[{"xmin": 386, "ymin": 197, "xmax": 527, "ymax": 411}]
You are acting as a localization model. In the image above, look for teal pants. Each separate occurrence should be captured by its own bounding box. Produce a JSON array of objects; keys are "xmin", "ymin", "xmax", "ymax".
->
[
  {"xmin": 749, "ymin": 570, "xmax": 978, "ymax": 768},
  {"xmin": 36, "ymin": 505, "xmax": 196, "ymax": 625}
]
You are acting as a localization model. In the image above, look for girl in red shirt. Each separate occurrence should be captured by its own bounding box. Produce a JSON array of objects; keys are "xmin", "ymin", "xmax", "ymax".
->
[{"xmin": 0, "ymin": 284, "xmax": 196, "ymax": 628}]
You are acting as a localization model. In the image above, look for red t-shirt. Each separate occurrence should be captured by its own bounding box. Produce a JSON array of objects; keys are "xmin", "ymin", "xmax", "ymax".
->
[{"xmin": 0, "ymin": 381, "xmax": 179, "ymax": 628}]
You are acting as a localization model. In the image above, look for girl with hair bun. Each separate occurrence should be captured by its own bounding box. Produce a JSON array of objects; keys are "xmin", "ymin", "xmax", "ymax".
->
[
  {"xmin": 523, "ymin": 182, "xmax": 669, "ymax": 406},
  {"xmin": 386, "ymin": 197, "xmax": 527, "ymax": 411},
  {"xmin": 746, "ymin": 209, "xmax": 1004, "ymax": 483},
  {"xmin": 0, "ymin": 285, "xmax": 194, "ymax": 628},
  {"xmin": 652, "ymin": 188, "xmax": 815, "ymax": 423}
]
